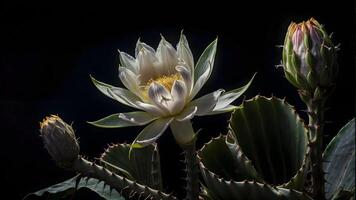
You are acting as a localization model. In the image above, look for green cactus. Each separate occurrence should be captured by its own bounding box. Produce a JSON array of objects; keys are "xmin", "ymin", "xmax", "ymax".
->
[
  {"xmin": 100, "ymin": 143, "xmax": 163, "ymax": 190},
  {"xmin": 198, "ymin": 96, "xmax": 312, "ymax": 200}
]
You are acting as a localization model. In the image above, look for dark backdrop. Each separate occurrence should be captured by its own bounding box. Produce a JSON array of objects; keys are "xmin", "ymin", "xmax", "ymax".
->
[{"xmin": 0, "ymin": 2, "xmax": 354, "ymax": 199}]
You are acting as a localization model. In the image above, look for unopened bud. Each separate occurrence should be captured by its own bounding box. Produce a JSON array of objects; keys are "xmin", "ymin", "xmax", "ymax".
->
[
  {"xmin": 40, "ymin": 115, "xmax": 79, "ymax": 168},
  {"xmin": 282, "ymin": 18, "xmax": 338, "ymax": 94}
]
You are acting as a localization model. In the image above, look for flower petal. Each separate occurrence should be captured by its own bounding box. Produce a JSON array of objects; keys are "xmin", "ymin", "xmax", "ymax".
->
[
  {"xmin": 169, "ymin": 80, "xmax": 187, "ymax": 114},
  {"xmin": 205, "ymin": 105, "xmax": 238, "ymax": 116},
  {"xmin": 176, "ymin": 65, "xmax": 193, "ymax": 95},
  {"xmin": 88, "ymin": 112, "xmax": 157, "ymax": 128},
  {"xmin": 177, "ymin": 32, "xmax": 194, "ymax": 72},
  {"xmin": 148, "ymin": 82, "xmax": 172, "ymax": 114},
  {"xmin": 189, "ymin": 62, "xmax": 211, "ymax": 100},
  {"xmin": 175, "ymin": 106, "xmax": 197, "ymax": 121},
  {"xmin": 118, "ymin": 50, "xmax": 138, "ymax": 74},
  {"xmin": 135, "ymin": 101, "xmax": 166, "ymax": 116},
  {"xmin": 132, "ymin": 117, "xmax": 173, "ymax": 148},
  {"xmin": 194, "ymin": 38, "xmax": 217, "ymax": 84},
  {"xmin": 188, "ymin": 89, "xmax": 224, "ymax": 116},
  {"xmin": 156, "ymin": 36, "xmax": 177, "ymax": 74},
  {"xmin": 214, "ymin": 73, "xmax": 256, "ymax": 110},
  {"xmin": 90, "ymin": 75, "xmax": 141, "ymax": 109},
  {"xmin": 137, "ymin": 47, "xmax": 157, "ymax": 83},
  {"xmin": 119, "ymin": 66, "xmax": 141, "ymax": 97},
  {"xmin": 135, "ymin": 38, "xmax": 155, "ymax": 57}
]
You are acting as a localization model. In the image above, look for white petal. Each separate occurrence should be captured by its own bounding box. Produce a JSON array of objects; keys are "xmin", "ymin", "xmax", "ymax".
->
[
  {"xmin": 188, "ymin": 89, "xmax": 224, "ymax": 116},
  {"xmin": 170, "ymin": 119, "xmax": 195, "ymax": 145},
  {"xmin": 194, "ymin": 39, "xmax": 217, "ymax": 83},
  {"xmin": 176, "ymin": 65, "xmax": 193, "ymax": 95},
  {"xmin": 118, "ymin": 66, "xmax": 141, "ymax": 97},
  {"xmin": 137, "ymin": 47, "xmax": 157, "ymax": 83},
  {"xmin": 135, "ymin": 101, "xmax": 166, "ymax": 116},
  {"xmin": 156, "ymin": 36, "xmax": 177, "ymax": 74},
  {"xmin": 118, "ymin": 51, "xmax": 138, "ymax": 74},
  {"xmin": 148, "ymin": 82, "xmax": 171, "ymax": 114},
  {"xmin": 89, "ymin": 112, "xmax": 157, "ymax": 128},
  {"xmin": 206, "ymin": 105, "xmax": 238, "ymax": 116},
  {"xmin": 189, "ymin": 61, "xmax": 211, "ymax": 100},
  {"xmin": 214, "ymin": 73, "xmax": 256, "ymax": 110},
  {"xmin": 133, "ymin": 117, "xmax": 173, "ymax": 147},
  {"xmin": 107, "ymin": 89, "xmax": 140, "ymax": 109},
  {"xmin": 135, "ymin": 38, "xmax": 155, "ymax": 57},
  {"xmin": 190, "ymin": 39, "xmax": 217, "ymax": 99},
  {"xmin": 175, "ymin": 106, "xmax": 197, "ymax": 121},
  {"xmin": 90, "ymin": 75, "xmax": 140, "ymax": 109},
  {"xmin": 169, "ymin": 80, "xmax": 187, "ymax": 114},
  {"xmin": 177, "ymin": 33, "xmax": 194, "ymax": 72}
]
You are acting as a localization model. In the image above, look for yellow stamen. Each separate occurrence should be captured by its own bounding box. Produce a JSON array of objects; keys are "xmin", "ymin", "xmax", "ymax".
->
[{"xmin": 140, "ymin": 73, "xmax": 181, "ymax": 100}]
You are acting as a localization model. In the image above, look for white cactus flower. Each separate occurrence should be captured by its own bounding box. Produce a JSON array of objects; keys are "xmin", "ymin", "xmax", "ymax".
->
[{"xmin": 90, "ymin": 33, "xmax": 255, "ymax": 147}]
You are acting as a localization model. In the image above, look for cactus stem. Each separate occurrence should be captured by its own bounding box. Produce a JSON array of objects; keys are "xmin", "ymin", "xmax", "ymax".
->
[
  {"xmin": 71, "ymin": 156, "xmax": 178, "ymax": 200},
  {"xmin": 299, "ymin": 90, "xmax": 327, "ymax": 200},
  {"xmin": 180, "ymin": 138, "xmax": 199, "ymax": 200}
]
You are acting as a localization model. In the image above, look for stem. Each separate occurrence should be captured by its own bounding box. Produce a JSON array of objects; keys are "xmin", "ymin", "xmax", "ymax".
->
[
  {"xmin": 303, "ymin": 92, "xmax": 326, "ymax": 200},
  {"xmin": 181, "ymin": 140, "xmax": 200, "ymax": 200},
  {"xmin": 72, "ymin": 156, "xmax": 178, "ymax": 200},
  {"xmin": 170, "ymin": 119, "xmax": 200, "ymax": 200}
]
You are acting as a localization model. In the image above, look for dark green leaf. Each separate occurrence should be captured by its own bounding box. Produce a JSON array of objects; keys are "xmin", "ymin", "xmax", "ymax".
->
[
  {"xmin": 324, "ymin": 118, "xmax": 355, "ymax": 199},
  {"xmin": 24, "ymin": 175, "xmax": 125, "ymax": 200},
  {"xmin": 101, "ymin": 143, "xmax": 162, "ymax": 190},
  {"xmin": 229, "ymin": 96, "xmax": 309, "ymax": 188}
]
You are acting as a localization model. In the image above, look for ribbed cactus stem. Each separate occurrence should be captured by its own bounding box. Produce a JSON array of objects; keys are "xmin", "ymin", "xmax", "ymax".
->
[
  {"xmin": 72, "ymin": 156, "xmax": 178, "ymax": 200},
  {"xmin": 181, "ymin": 140, "xmax": 199, "ymax": 200},
  {"xmin": 300, "ymin": 90, "xmax": 326, "ymax": 200}
]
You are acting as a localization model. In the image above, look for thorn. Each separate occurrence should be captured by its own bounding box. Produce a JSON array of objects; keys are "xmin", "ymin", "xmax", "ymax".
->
[
  {"xmin": 120, "ymin": 186, "xmax": 130, "ymax": 195},
  {"xmin": 129, "ymin": 190, "xmax": 136, "ymax": 198},
  {"xmin": 275, "ymin": 44, "xmax": 284, "ymax": 48},
  {"xmin": 275, "ymin": 64, "xmax": 284, "ymax": 69}
]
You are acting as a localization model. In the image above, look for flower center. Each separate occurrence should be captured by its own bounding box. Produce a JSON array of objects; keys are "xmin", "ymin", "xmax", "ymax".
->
[{"xmin": 140, "ymin": 73, "xmax": 181, "ymax": 100}]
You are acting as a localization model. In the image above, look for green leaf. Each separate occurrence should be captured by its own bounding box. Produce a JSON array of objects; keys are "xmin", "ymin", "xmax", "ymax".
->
[
  {"xmin": 324, "ymin": 118, "xmax": 355, "ymax": 200},
  {"xmin": 24, "ymin": 175, "xmax": 125, "ymax": 200},
  {"xmin": 194, "ymin": 38, "xmax": 217, "ymax": 84},
  {"xmin": 199, "ymin": 163, "xmax": 312, "ymax": 200},
  {"xmin": 198, "ymin": 135, "xmax": 260, "ymax": 182},
  {"xmin": 100, "ymin": 143, "xmax": 163, "ymax": 190},
  {"xmin": 229, "ymin": 96, "xmax": 309, "ymax": 189}
]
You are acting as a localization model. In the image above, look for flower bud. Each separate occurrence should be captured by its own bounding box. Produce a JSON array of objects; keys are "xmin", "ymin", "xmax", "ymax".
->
[
  {"xmin": 40, "ymin": 115, "xmax": 79, "ymax": 168},
  {"xmin": 282, "ymin": 18, "xmax": 338, "ymax": 94}
]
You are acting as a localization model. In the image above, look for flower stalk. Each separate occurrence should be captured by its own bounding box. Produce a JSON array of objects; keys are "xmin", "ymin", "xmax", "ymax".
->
[{"xmin": 300, "ymin": 90, "xmax": 326, "ymax": 200}]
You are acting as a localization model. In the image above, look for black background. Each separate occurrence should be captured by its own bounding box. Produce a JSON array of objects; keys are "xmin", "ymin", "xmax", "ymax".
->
[{"xmin": 0, "ymin": 2, "xmax": 354, "ymax": 199}]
